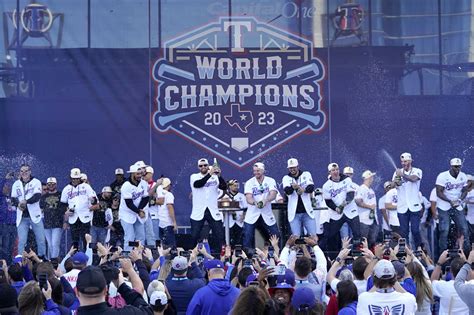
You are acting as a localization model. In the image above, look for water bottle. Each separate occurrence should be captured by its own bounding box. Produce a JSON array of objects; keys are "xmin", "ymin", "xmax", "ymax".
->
[{"xmin": 369, "ymin": 209, "xmax": 375, "ymax": 220}]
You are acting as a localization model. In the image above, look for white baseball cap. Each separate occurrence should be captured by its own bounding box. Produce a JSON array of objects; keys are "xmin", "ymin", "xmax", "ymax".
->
[
  {"xmin": 149, "ymin": 291, "xmax": 168, "ymax": 306},
  {"xmin": 127, "ymin": 164, "xmax": 141, "ymax": 173},
  {"xmin": 362, "ymin": 170, "xmax": 376, "ymax": 179},
  {"xmin": 70, "ymin": 168, "xmax": 81, "ymax": 179},
  {"xmin": 145, "ymin": 166, "xmax": 154, "ymax": 174},
  {"xmin": 254, "ymin": 162, "xmax": 265, "ymax": 170},
  {"xmin": 343, "ymin": 166, "xmax": 354, "ymax": 174},
  {"xmin": 373, "ymin": 259, "xmax": 396, "ymax": 279},
  {"xmin": 197, "ymin": 158, "xmax": 209, "ymax": 166},
  {"xmin": 46, "ymin": 177, "xmax": 57, "ymax": 184},
  {"xmin": 450, "ymin": 158, "xmax": 462, "ymax": 166},
  {"xmin": 161, "ymin": 178, "xmax": 171, "ymax": 188},
  {"xmin": 115, "ymin": 168, "xmax": 124, "ymax": 175},
  {"xmin": 80, "ymin": 173, "xmax": 88, "ymax": 181},
  {"xmin": 400, "ymin": 152, "xmax": 412, "ymax": 161},
  {"xmin": 134, "ymin": 160, "xmax": 147, "ymax": 169},
  {"xmin": 102, "ymin": 186, "xmax": 112, "ymax": 193},
  {"xmin": 287, "ymin": 158, "xmax": 298, "ymax": 168},
  {"xmin": 327, "ymin": 163, "xmax": 339, "ymax": 171}
]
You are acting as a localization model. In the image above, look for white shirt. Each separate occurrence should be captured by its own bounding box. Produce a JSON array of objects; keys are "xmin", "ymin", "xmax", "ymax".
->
[
  {"xmin": 244, "ymin": 176, "xmax": 278, "ymax": 225},
  {"xmin": 220, "ymin": 192, "xmax": 247, "ymax": 228},
  {"xmin": 330, "ymin": 278, "xmax": 367, "ymax": 295},
  {"xmin": 355, "ymin": 184, "xmax": 377, "ymax": 225},
  {"xmin": 119, "ymin": 179, "xmax": 149, "ymax": 224},
  {"xmin": 466, "ymin": 190, "xmax": 474, "ymax": 224},
  {"xmin": 63, "ymin": 269, "xmax": 81, "ymax": 289},
  {"xmin": 357, "ymin": 290, "xmax": 417, "ymax": 315},
  {"xmin": 432, "ymin": 280, "xmax": 469, "ymax": 314},
  {"xmin": 282, "ymin": 171, "xmax": 315, "ymax": 221},
  {"xmin": 190, "ymin": 173, "xmax": 222, "ymax": 221},
  {"xmin": 158, "ymin": 190, "xmax": 175, "ymax": 228},
  {"xmin": 322, "ymin": 176, "xmax": 357, "ymax": 221},
  {"xmin": 149, "ymin": 185, "xmax": 163, "ymax": 220},
  {"xmin": 380, "ymin": 188, "xmax": 399, "ymax": 230},
  {"xmin": 435, "ymin": 171, "xmax": 467, "ymax": 211},
  {"xmin": 343, "ymin": 181, "xmax": 359, "ymax": 219},
  {"xmin": 60, "ymin": 183, "xmax": 97, "ymax": 224},
  {"xmin": 11, "ymin": 178, "xmax": 42, "ymax": 226},
  {"xmin": 392, "ymin": 167, "xmax": 423, "ymax": 213}
]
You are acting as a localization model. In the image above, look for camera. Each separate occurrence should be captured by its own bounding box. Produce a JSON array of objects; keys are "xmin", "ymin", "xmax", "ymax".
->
[
  {"xmin": 351, "ymin": 238, "xmax": 362, "ymax": 257},
  {"xmin": 268, "ymin": 246, "xmax": 274, "ymax": 258},
  {"xmin": 38, "ymin": 273, "xmax": 48, "ymax": 290},
  {"xmin": 128, "ymin": 241, "xmax": 139, "ymax": 248},
  {"xmin": 448, "ymin": 249, "xmax": 460, "ymax": 259},
  {"xmin": 396, "ymin": 238, "xmax": 407, "ymax": 260},
  {"xmin": 234, "ymin": 245, "xmax": 242, "ymax": 257},
  {"xmin": 295, "ymin": 237, "xmax": 306, "ymax": 245}
]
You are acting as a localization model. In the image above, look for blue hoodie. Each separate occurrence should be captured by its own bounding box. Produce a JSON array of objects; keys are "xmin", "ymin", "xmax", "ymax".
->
[{"xmin": 186, "ymin": 278, "xmax": 240, "ymax": 315}]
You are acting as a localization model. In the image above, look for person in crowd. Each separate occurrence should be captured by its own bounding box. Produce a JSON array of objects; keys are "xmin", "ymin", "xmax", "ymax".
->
[
  {"xmin": 357, "ymin": 259, "xmax": 417, "ymax": 314},
  {"xmin": 406, "ymin": 261, "xmax": 433, "ymax": 314},
  {"xmin": 355, "ymin": 170, "xmax": 378, "ymax": 248},
  {"xmin": 157, "ymin": 178, "xmax": 177, "ymax": 247},
  {"xmin": 294, "ymin": 256, "xmax": 324, "ymax": 302},
  {"xmin": 321, "ymin": 163, "xmax": 360, "ymax": 252},
  {"xmin": 186, "ymin": 259, "xmax": 239, "ymax": 315},
  {"xmin": 189, "ymin": 158, "xmax": 226, "ymax": 251},
  {"xmin": 11, "ymin": 164, "xmax": 46, "ymax": 257},
  {"xmin": 91, "ymin": 186, "xmax": 113, "ymax": 244},
  {"xmin": 230, "ymin": 286, "xmax": 269, "ymax": 315},
  {"xmin": 40, "ymin": 177, "xmax": 63, "ymax": 259},
  {"xmin": 0, "ymin": 282, "xmax": 19, "ymax": 314},
  {"xmin": 282, "ymin": 158, "xmax": 316, "ymax": 237},
  {"xmin": 0, "ymin": 172, "xmax": 18, "ymax": 264},
  {"xmin": 243, "ymin": 162, "xmax": 280, "ymax": 249},
  {"xmin": 119, "ymin": 164, "xmax": 150, "ymax": 251},
  {"xmin": 291, "ymin": 286, "xmax": 324, "ymax": 315},
  {"xmin": 149, "ymin": 291, "xmax": 169, "ymax": 315},
  {"xmin": 166, "ymin": 254, "xmax": 205, "ymax": 315},
  {"xmin": 18, "ymin": 280, "xmax": 60, "ymax": 315},
  {"xmin": 8, "ymin": 263, "xmax": 26, "ymax": 294},
  {"xmin": 435, "ymin": 158, "xmax": 470, "ymax": 253},
  {"xmin": 336, "ymin": 280, "xmax": 358, "ymax": 315},
  {"xmin": 392, "ymin": 152, "xmax": 423, "ymax": 249},
  {"xmin": 268, "ymin": 270, "xmax": 296, "ymax": 314},
  {"xmin": 63, "ymin": 251, "xmax": 90, "ymax": 289},
  {"xmin": 61, "ymin": 168, "xmax": 98, "ymax": 251},
  {"xmin": 454, "ymin": 248, "xmax": 474, "ymax": 313},
  {"xmin": 430, "ymin": 249, "xmax": 469, "ymax": 314},
  {"xmin": 110, "ymin": 168, "xmax": 125, "ymax": 194},
  {"xmin": 220, "ymin": 179, "xmax": 247, "ymax": 246}
]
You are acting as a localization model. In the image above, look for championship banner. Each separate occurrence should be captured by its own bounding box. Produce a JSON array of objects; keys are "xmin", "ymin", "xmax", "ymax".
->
[{"xmin": 152, "ymin": 17, "xmax": 327, "ymax": 167}]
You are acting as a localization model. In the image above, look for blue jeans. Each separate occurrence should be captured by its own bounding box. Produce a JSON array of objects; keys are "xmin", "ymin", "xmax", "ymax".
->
[
  {"xmin": 289, "ymin": 213, "xmax": 317, "ymax": 236},
  {"xmin": 438, "ymin": 208, "xmax": 469, "ymax": 253},
  {"xmin": 160, "ymin": 225, "xmax": 176, "ymax": 247},
  {"xmin": 398, "ymin": 210, "xmax": 422, "ymax": 248},
  {"xmin": 243, "ymin": 216, "xmax": 280, "ymax": 249},
  {"xmin": 44, "ymin": 228, "xmax": 62, "ymax": 259},
  {"xmin": 0, "ymin": 223, "xmax": 17, "ymax": 264},
  {"xmin": 17, "ymin": 218, "xmax": 46, "ymax": 257},
  {"xmin": 145, "ymin": 218, "xmax": 157, "ymax": 245},
  {"xmin": 340, "ymin": 222, "xmax": 353, "ymax": 239},
  {"xmin": 121, "ymin": 219, "xmax": 145, "ymax": 251},
  {"xmin": 90, "ymin": 226, "xmax": 108, "ymax": 244}
]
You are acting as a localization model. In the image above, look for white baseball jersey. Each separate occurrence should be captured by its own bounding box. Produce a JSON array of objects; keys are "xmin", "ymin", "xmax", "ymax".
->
[
  {"xmin": 392, "ymin": 167, "xmax": 423, "ymax": 213},
  {"xmin": 322, "ymin": 176, "xmax": 355, "ymax": 221},
  {"xmin": 149, "ymin": 184, "xmax": 163, "ymax": 220},
  {"xmin": 282, "ymin": 171, "xmax": 315, "ymax": 222},
  {"xmin": 60, "ymin": 182, "xmax": 97, "ymax": 224},
  {"xmin": 435, "ymin": 170, "xmax": 467, "ymax": 211},
  {"xmin": 244, "ymin": 176, "xmax": 278, "ymax": 225},
  {"xmin": 343, "ymin": 180, "xmax": 359, "ymax": 219},
  {"xmin": 190, "ymin": 173, "xmax": 222, "ymax": 221},
  {"xmin": 465, "ymin": 190, "xmax": 474, "ymax": 224},
  {"xmin": 119, "ymin": 179, "xmax": 149, "ymax": 224},
  {"xmin": 158, "ymin": 190, "xmax": 175, "ymax": 228},
  {"xmin": 220, "ymin": 192, "xmax": 247, "ymax": 228},
  {"xmin": 380, "ymin": 188, "xmax": 399, "ymax": 230},
  {"xmin": 11, "ymin": 178, "xmax": 42, "ymax": 226},
  {"xmin": 355, "ymin": 184, "xmax": 377, "ymax": 225}
]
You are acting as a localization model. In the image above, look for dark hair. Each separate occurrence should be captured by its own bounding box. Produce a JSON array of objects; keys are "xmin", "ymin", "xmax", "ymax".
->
[
  {"xmin": 352, "ymin": 257, "xmax": 369, "ymax": 280},
  {"xmin": 336, "ymin": 280, "xmax": 358, "ymax": 310},
  {"xmin": 0, "ymin": 269, "xmax": 9, "ymax": 284},
  {"xmin": 237, "ymin": 267, "xmax": 254, "ymax": 288},
  {"xmin": 35, "ymin": 262, "xmax": 55, "ymax": 279},
  {"xmin": 64, "ymin": 257, "xmax": 73, "ymax": 273},
  {"xmin": 450, "ymin": 257, "xmax": 464, "ymax": 277},
  {"xmin": 8, "ymin": 264, "xmax": 24, "ymax": 282},
  {"xmin": 49, "ymin": 277, "xmax": 63, "ymax": 306},
  {"xmin": 294, "ymin": 257, "xmax": 312, "ymax": 278},
  {"xmin": 231, "ymin": 286, "xmax": 268, "ymax": 315},
  {"xmin": 373, "ymin": 275, "xmax": 397, "ymax": 289},
  {"xmin": 291, "ymin": 302, "xmax": 324, "ymax": 315},
  {"xmin": 151, "ymin": 302, "xmax": 167, "ymax": 313}
]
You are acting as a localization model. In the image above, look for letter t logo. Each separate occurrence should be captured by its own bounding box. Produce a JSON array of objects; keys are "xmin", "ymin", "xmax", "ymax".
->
[{"xmin": 223, "ymin": 21, "xmax": 251, "ymax": 52}]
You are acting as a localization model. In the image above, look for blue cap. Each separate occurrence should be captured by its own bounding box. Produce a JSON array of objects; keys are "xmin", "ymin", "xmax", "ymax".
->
[
  {"xmin": 276, "ymin": 268, "xmax": 296, "ymax": 286},
  {"xmin": 13, "ymin": 255, "xmax": 22, "ymax": 264},
  {"xmin": 245, "ymin": 273, "xmax": 258, "ymax": 287},
  {"xmin": 204, "ymin": 259, "xmax": 224, "ymax": 270},
  {"xmin": 72, "ymin": 252, "xmax": 89, "ymax": 265},
  {"xmin": 291, "ymin": 287, "xmax": 317, "ymax": 310}
]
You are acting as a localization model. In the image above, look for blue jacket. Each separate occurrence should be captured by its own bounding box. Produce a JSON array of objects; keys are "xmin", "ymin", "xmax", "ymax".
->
[
  {"xmin": 166, "ymin": 264, "xmax": 206, "ymax": 315},
  {"xmin": 338, "ymin": 301, "xmax": 357, "ymax": 315},
  {"xmin": 186, "ymin": 279, "xmax": 239, "ymax": 315}
]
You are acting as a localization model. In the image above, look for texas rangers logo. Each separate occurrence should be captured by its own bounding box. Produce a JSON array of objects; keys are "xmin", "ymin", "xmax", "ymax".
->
[{"xmin": 152, "ymin": 17, "xmax": 326, "ymax": 167}]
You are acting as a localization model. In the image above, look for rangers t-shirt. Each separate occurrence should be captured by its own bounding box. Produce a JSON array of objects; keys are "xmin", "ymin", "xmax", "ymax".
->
[
  {"xmin": 355, "ymin": 184, "xmax": 377, "ymax": 225},
  {"xmin": 435, "ymin": 170, "xmax": 467, "ymax": 211},
  {"xmin": 244, "ymin": 176, "xmax": 278, "ymax": 225}
]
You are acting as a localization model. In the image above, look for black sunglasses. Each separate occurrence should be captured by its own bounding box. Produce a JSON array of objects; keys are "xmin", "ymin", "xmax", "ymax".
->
[{"xmin": 198, "ymin": 164, "xmax": 208, "ymax": 168}]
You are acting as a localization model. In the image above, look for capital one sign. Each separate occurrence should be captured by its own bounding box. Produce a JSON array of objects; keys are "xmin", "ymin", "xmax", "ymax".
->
[{"xmin": 152, "ymin": 17, "xmax": 326, "ymax": 167}]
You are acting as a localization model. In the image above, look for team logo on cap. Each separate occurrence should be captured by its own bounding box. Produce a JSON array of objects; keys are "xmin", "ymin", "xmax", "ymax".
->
[{"xmin": 152, "ymin": 17, "xmax": 326, "ymax": 167}]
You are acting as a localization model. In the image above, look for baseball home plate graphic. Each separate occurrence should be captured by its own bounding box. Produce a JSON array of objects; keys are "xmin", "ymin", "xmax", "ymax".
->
[{"xmin": 152, "ymin": 17, "xmax": 326, "ymax": 167}]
